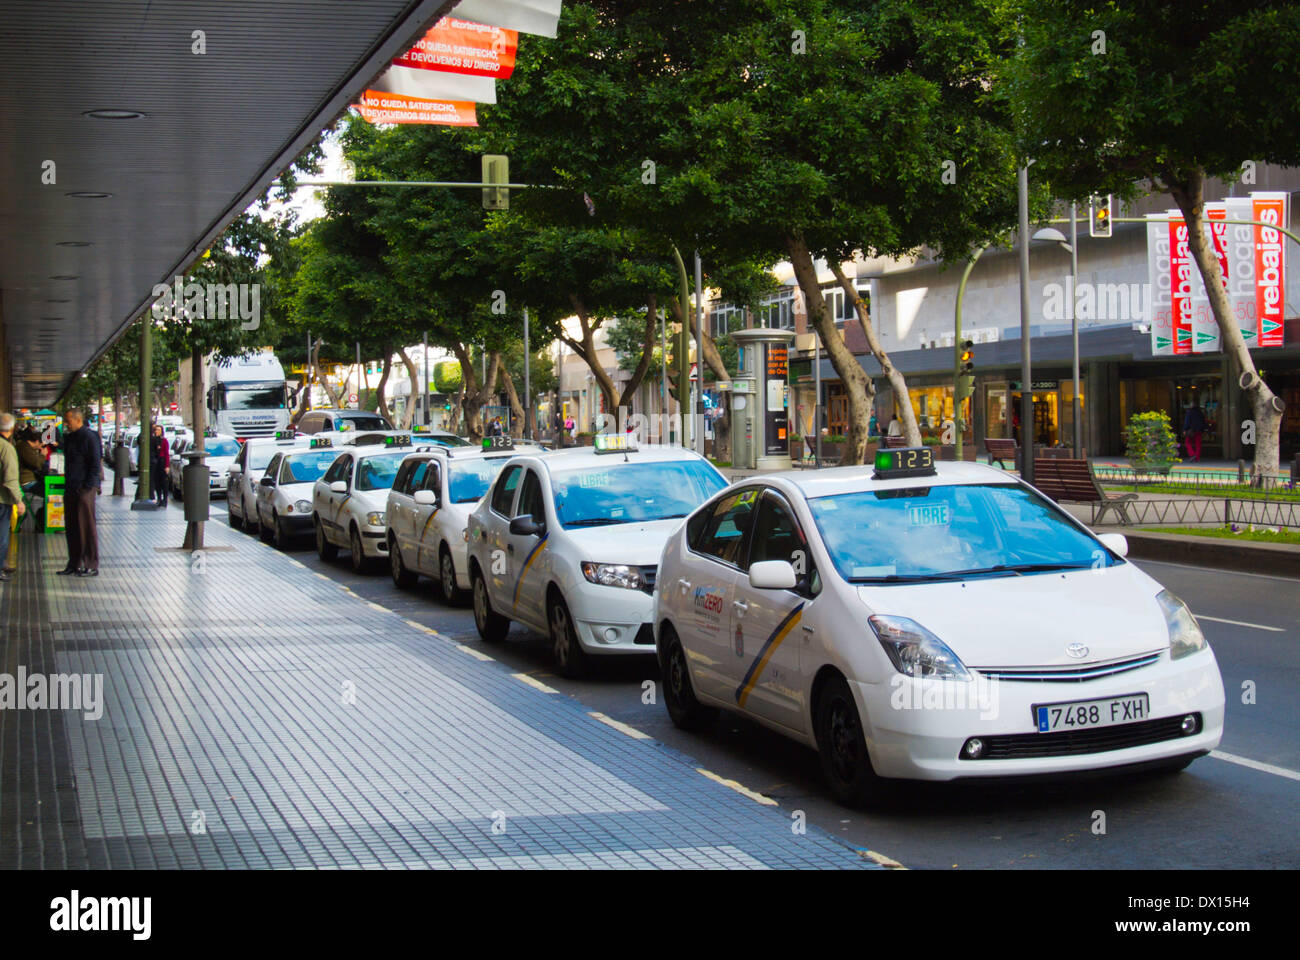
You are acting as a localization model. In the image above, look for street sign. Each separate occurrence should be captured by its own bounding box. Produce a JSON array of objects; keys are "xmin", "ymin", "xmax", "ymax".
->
[{"xmin": 348, "ymin": 393, "xmax": 358, "ymax": 403}]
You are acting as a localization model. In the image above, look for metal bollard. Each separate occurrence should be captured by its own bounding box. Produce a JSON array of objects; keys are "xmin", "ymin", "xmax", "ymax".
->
[
  {"xmin": 112, "ymin": 445, "xmax": 130, "ymax": 496},
  {"xmin": 182, "ymin": 462, "xmax": 210, "ymax": 522}
]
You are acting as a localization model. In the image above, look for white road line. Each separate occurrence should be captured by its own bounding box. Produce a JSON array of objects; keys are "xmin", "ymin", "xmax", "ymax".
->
[
  {"xmin": 1138, "ymin": 559, "xmax": 1300, "ymax": 584},
  {"xmin": 588, "ymin": 711, "xmax": 651, "ymax": 739},
  {"xmin": 1193, "ymin": 614, "xmax": 1285, "ymax": 632},
  {"xmin": 456, "ymin": 644, "xmax": 495, "ymax": 662},
  {"xmin": 1210, "ymin": 750, "xmax": 1300, "ymax": 783},
  {"xmin": 860, "ymin": 849, "xmax": 907, "ymax": 870},
  {"xmin": 512, "ymin": 672, "xmax": 559, "ymax": 694}
]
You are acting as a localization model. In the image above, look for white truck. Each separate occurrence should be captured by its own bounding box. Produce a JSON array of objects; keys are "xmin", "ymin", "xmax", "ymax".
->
[{"xmin": 178, "ymin": 350, "xmax": 291, "ymax": 442}]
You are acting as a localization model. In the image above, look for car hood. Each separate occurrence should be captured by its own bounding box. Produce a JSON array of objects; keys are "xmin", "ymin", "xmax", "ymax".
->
[
  {"xmin": 561, "ymin": 518, "xmax": 682, "ymax": 565},
  {"xmin": 277, "ymin": 481, "xmax": 315, "ymax": 499},
  {"xmin": 855, "ymin": 563, "xmax": 1170, "ymax": 668}
]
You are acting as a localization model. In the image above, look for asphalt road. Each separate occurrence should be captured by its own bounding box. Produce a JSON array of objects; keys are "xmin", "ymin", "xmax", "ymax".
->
[{"xmin": 206, "ymin": 497, "xmax": 1299, "ymax": 870}]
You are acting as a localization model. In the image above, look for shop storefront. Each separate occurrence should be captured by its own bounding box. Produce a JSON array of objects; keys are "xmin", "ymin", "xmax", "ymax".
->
[{"xmin": 982, "ymin": 376, "xmax": 1084, "ymax": 451}]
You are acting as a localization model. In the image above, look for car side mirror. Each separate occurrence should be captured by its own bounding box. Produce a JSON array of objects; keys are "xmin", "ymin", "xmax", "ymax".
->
[
  {"xmin": 413, "ymin": 489, "xmax": 437, "ymax": 506},
  {"xmin": 749, "ymin": 559, "xmax": 798, "ymax": 590},
  {"xmin": 259, "ymin": 476, "xmax": 275, "ymax": 488},
  {"xmin": 229, "ymin": 464, "xmax": 242, "ymax": 476},
  {"xmin": 509, "ymin": 515, "xmax": 543, "ymax": 537},
  {"xmin": 330, "ymin": 480, "xmax": 348, "ymax": 494},
  {"xmin": 1096, "ymin": 532, "xmax": 1128, "ymax": 557}
]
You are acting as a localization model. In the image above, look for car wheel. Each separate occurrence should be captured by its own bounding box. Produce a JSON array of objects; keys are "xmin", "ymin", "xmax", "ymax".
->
[
  {"xmin": 175, "ymin": 480, "xmax": 183, "ymax": 502},
  {"xmin": 259, "ymin": 514, "xmax": 273, "ymax": 542},
  {"xmin": 315, "ymin": 516, "xmax": 338, "ymax": 562},
  {"xmin": 350, "ymin": 526, "xmax": 369, "ymax": 574},
  {"xmin": 471, "ymin": 566, "xmax": 509, "ymax": 642},
  {"xmin": 390, "ymin": 535, "xmax": 417, "ymax": 588},
  {"xmin": 814, "ymin": 674, "xmax": 883, "ymax": 808},
  {"xmin": 439, "ymin": 545, "xmax": 463, "ymax": 604},
  {"xmin": 273, "ymin": 517, "xmax": 288, "ymax": 551},
  {"xmin": 548, "ymin": 592, "xmax": 590, "ymax": 679},
  {"xmin": 227, "ymin": 496, "xmax": 241, "ymax": 530},
  {"xmin": 244, "ymin": 500, "xmax": 260, "ymax": 536},
  {"xmin": 661, "ymin": 625, "xmax": 717, "ymax": 730}
]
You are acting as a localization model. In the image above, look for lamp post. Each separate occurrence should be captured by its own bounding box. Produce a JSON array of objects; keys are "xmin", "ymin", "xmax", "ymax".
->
[
  {"xmin": 1017, "ymin": 165, "xmax": 1034, "ymax": 485},
  {"xmin": 1032, "ymin": 214, "xmax": 1081, "ymax": 458}
]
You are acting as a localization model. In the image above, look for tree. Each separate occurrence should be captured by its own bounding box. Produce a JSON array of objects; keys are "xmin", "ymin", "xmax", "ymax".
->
[{"xmin": 1009, "ymin": 0, "xmax": 1300, "ymax": 480}]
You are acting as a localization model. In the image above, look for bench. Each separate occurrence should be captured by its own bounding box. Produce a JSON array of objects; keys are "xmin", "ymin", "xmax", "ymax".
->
[
  {"xmin": 880, "ymin": 435, "xmax": 908, "ymax": 449},
  {"xmin": 1032, "ymin": 458, "xmax": 1137, "ymax": 526},
  {"xmin": 984, "ymin": 437, "xmax": 1018, "ymax": 469}
]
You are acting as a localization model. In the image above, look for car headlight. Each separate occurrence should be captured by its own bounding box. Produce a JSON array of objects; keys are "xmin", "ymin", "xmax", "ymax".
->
[
  {"xmin": 868, "ymin": 615, "xmax": 971, "ymax": 680},
  {"xmin": 295, "ymin": 500, "xmax": 312, "ymax": 514},
  {"xmin": 366, "ymin": 511, "xmax": 386, "ymax": 527},
  {"xmin": 1156, "ymin": 590, "xmax": 1206, "ymax": 660},
  {"xmin": 581, "ymin": 562, "xmax": 643, "ymax": 590}
]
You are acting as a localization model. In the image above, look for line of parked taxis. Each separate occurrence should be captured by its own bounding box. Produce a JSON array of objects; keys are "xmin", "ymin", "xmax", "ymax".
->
[{"xmin": 222, "ymin": 428, "xmax": 1225, "ymax": 806}]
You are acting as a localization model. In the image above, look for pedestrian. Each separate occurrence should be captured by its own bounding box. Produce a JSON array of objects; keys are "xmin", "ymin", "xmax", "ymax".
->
[
  {"xmin": 149, "ymin": 424, "xmax": 170, "ymax": 506},
  {"xmin": 0, "ymin": 413, "xmax": 28, "ymax": 580},
  {"xmin": 565, "ymin": 415, "xmax": 576, "ymax": 440},
  {"xmin": 1183, "ymin": 400, "xmax": 1207, "ymax": 463},
  {"xmin": 16, "ymin": 428, "xmax": 48, "ymax": 530},
  {"xmin": 58, "ymin": 408, "xmax": 102, "ymax": 578},
  {"xmin": 887, "ymin": 414, "xmax": 902, "ymax": 438}
]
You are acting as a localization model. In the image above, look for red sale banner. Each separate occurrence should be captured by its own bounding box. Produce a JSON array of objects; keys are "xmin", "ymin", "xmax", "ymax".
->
[
  {"xmin": 1252, "ymin": 192, "xmax": 1288, "ymax": 347},
  {"xmin": 1168, "ymin": 215, "xmax": 1194, "ymax": 355},
  {"xmin": 394, "ymin": 17, "xmax": 517, "ymax": 79},
  {"xmin": 356, "ymin": 91, "xmax": 478, "ymax": 126}
]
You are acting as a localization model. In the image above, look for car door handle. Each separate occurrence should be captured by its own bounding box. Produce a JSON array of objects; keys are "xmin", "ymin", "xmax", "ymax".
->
[
  {"xmin": 801, "ymin": 624, "xmax": 815, "ymax": 634},
  {"xmin": 678, "ymin": 578, "xmax": 691, "ymax": 593},
  {"xmin": 733, "ymin": 599, "xmax": 748, "ymax": 614},
  {"xmin": 507, "ymin": 544, "xmax": 514, "ymax": 553}
]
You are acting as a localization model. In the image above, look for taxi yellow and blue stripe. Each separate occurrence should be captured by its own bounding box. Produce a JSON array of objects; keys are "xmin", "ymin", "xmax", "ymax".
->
[
  {"xmin": 734, "ymin": 602, "xmax": 805, "ymax": 708},
  {"xmin": 513, "ymin": 534, "xmax": 549, "ymax": 606}
]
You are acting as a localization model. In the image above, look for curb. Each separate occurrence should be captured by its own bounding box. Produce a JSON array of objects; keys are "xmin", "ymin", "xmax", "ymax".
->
[{"xmin": 1116, "ymin": 529, "xmax": 1300, "ymax": 578}]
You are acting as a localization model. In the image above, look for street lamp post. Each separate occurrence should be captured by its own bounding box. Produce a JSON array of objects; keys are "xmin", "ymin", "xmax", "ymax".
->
[{"xmin": 1017, "ymin": 165, "xmax": 1034, "ymax": 485}]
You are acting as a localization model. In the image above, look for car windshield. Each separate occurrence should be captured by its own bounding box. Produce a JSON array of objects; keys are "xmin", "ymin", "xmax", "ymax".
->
[
  {"xmin": 807, "ymin": 482, "xmax": 1120, "ymax": 584},
  {"xmin": 551, "ymin": 458, "xmax": 727, "ymax": 527},
  {"xmin": 204, "ymin": 439, "xmax": 240, "ymax": 458},
  {"xmin": 248, "ymin": 446, "xmax": 280, "ymax": 470},
  {"xmin": 224, "ymin": 388, "xmax": 285, "ymax": 410},
  {"xmin": 282, "ymin": 452, "xmax": 338, "ymax": 484},
  {"xmin": 422, "ymin": 432, "xmax": 471, "ymax": 447},
  {"xmin": 355, "ymin": 452, "xmax": 407, "ymax": 491},
  {"xmin": 448, "ymin": 458, "xmax": 508, "ymax": 503},
  {"xmin": 338, "ymin": 415, "xmax": 390, "ymax": 431}
]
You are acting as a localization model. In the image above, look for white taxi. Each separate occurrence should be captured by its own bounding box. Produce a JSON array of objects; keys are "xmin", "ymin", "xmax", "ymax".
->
[
  {"xmin": 311, "ymin": 434, "xmax": 416, "ymax": 573},
  {"xmin": 228, "ymin": 431, "xmax": 309, "ymax": 534},
  {"xmin": 654, "ymin": 448, "xmax": 1226, "ymax": 806},
  {"xmin": 466, "ymin": 437, "xmax": 728, "ymax": 676},
  {"xmin": 386, "ymin": 437, "xmax": 545, "ymax": 600},
  {"xmin": 255, "ymin": 444, "xmax": 343, "ymax": 549}
]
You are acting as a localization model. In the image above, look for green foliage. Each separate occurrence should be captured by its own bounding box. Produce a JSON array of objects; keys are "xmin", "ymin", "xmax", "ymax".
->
[
  {"xmin": 433, "ymin": 360, "xmax": 463, "ymax": 394},
  {"xmin": 1125, "ymin": 411, "xmax": 1180, "ymax": 469}
]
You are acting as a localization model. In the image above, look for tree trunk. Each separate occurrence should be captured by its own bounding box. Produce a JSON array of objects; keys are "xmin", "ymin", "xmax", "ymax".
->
[
  {"xmin": 374, "ymin": 350, "xmax": 393, "ymax": 424},
  {"xmin": 451, "ymin": 342, "xmax": 501, "ymax": 439},
  {"xmin": 561, "ymin": 297, "xmax": 619, "ymax": 417},
  {"xmin": 397, "ymin": 348, "xmax": 420, "ymax": 429},
  {"xmin": 499, "ymin": 365, "xmax": 527, "ymax": 437},
  {"xmin": 191, "ymin": 346, "xmax": 206, "ymax": 452},
  {"xmin": 1169, "ymin": 169, "xmax": 1283, "ymax": 482},
  {"xmin": 786, "ymin": 232, "xmax": 874, "ymax": 464},
  {"xmin": 829, "ymin": 260, "xmax": 919, "ymax": 449},
  {"xmin": 670, "ymin": 293, "xmax": 733, "ymax": 461}
]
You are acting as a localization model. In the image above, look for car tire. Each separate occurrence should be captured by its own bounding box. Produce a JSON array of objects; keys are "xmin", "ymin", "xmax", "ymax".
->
[
  {"xmin": 438, "ymin": 545, "xmax": 463, "ymax": 604},
  {"xmin": 273, "ymin": 517, "xmax": 288, "ymax": 551},
  {"xmin": 390, "ymin": 535, "xmax": 417, "ymax": 588},
  {"xmin": 259, "ymin": 514, "xmax": 273, "ymax": 542},
  {"xmin": 661, "ymin": 625, "xmax": 718, "ymax": 731},
  {"xmin": 814, "ymin": 674, "xmax": 884, "ymax": 808},
  {"xmin": 315, "ymin": 516, "xmax": 338, "ymax": 562},
  {"xmin": 227, "ymin": 496, "xmax": 241, "ymax": 530},
  {"xmin": 471, "ymin": 566, "xmax": 509, "ymax": 643},
  {"xmin": 244, "ymin": 500, "xmax": 260, "ymax": 537},
  {"xmin": 548, "ymin": 592, "xmax": 590, "ymax": 679},
  {"xmin": 349, "ymin": 526, "xmax": 369, "ymax": 574}
]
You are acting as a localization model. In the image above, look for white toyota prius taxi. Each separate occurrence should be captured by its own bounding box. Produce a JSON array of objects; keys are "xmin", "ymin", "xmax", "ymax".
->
[
  {"xmin": 466, "ymin": 437, "xmax": 728, "ymax": 676},
  {"xmin": 654, "ymin": 447, "xmax": 1226, "ymax": 806}
]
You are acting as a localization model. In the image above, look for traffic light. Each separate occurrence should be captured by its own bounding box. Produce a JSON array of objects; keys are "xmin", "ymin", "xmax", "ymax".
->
[
  {"xmin": 482, "ymin": 154, "xmax": 509, "ymax": 210},
  {"xmin": 1089, "ymin": 194, "xmax": 1113, "ymax": 238},
  {"xmin": 955, "ymin": 339, "xmax": 975, "ymax": 400}
]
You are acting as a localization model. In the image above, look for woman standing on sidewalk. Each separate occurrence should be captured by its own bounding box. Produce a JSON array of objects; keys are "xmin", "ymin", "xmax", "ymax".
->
[{"xmin": 149, "ymin": 424, "xmax": 170, "ymax": 506}]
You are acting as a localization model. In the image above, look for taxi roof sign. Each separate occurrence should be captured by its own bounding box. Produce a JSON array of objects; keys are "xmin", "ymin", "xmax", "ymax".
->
[
  {"xmin": 593, "ymin": 434, "xmax": 637, "ymax": 455},
  {"xmin": 482, "ymin": 436, "xmax": 514, "ymax": 452},
  {"xmin": 274, "ymin": 429, "xmax": 297, "ymax": 441},
  {"xmin": 873, "ymin": 446, "xmax": 937, "ymax": 480},
  {"xmin": 310, "ymin": 436, "xmax": 333, "ymax": 449},
  {"xmin": 383, "ymin": 434, "xmax": 412, "ymax": 448}
]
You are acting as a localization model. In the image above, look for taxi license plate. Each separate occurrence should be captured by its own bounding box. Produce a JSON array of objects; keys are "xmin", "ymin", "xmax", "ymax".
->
[{"xmin": 1034, "ymin": 693, "xmax": 1149, "ymax": 733}]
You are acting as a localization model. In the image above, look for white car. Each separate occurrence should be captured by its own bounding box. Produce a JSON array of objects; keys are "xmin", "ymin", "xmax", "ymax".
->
[
  {"xmin": 386, "ymin": 439, "xmax": 546, "ymax": 600},
  {"xmin": 312, "ymin": 435, "xmax": 416, "ymax": 573},
  {"xmin": 189, "ymin": 435, "xmax": 242, "ymax": 499},
  {"xmin": 255, "ymin": 445, "xmax": 343, "ymax": 549},
  {"xmin": 654, "ymin": 448, "xmax": 1226, "ymax": 806},
  {"xmin": 227, "ymin": 432, "xmax": 310, "ymax": 533},
  {"xmin": 466, "ymin": 438, "xmax": 728, "ymax": 676}
]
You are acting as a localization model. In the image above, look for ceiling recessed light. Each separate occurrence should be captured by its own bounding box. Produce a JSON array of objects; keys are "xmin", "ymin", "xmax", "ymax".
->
[
  {"xmin": 83, "ymin": 109, "xmax": 146, "ymax": 120},
  {"xmin": 49, "ymin": 275, "xmax": 79, "ymax": 280},
  {"xmin": 65, "ymin": 191, "xmax": 112, "ymax": 199},
  {"xmin": 56, "ymin": 241, "xmax": 92, "ymax": 247}
]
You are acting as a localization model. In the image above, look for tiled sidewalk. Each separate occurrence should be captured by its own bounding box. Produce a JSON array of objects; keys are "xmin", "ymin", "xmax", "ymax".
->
[{"xmin": 0, "ymin": 494, "xmax": 878, "ymax": 870}]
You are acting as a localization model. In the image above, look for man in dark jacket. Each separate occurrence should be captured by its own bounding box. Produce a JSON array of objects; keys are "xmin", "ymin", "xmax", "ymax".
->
[{"xmin": 60, "ymin": 408, "xmax": 103, "ymax": 577}]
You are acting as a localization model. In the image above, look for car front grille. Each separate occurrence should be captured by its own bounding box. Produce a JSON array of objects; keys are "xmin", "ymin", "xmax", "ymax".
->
[
  {"xmin": 974, "ymin": 652, "xmax": 1162, "ymax": 683},
  {"xmin": 961, "ymin": 714, "xmax": 1199, "ymax": 760}
]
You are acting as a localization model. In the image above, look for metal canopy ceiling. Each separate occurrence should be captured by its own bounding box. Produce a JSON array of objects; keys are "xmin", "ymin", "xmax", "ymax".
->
[{"xmin": 0, "ymin": 0, "xmax": 460, "ymax": 408}]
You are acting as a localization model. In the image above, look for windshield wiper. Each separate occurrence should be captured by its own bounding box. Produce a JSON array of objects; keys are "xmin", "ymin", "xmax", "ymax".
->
[
  {"xmin": 564, "ymin": 517, "xmax": 628, "ymax": 526},
  {"xmin": 849, "ymin": 561, "xmax": 1092, "ymax": 584}
]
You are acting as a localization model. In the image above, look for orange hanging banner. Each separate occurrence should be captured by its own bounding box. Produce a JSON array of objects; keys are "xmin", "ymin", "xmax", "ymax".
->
[
  {"xmin": 355, "ymin": 91, "xmax": 478, "ymax": 126},
  {"xmin": 393, "ymin": 17, "xmax": 517, "ymax": 79}
]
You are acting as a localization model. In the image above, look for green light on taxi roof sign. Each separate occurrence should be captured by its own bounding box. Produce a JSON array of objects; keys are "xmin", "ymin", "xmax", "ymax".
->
[{"xmin": 873, "ymin": 446, "xmax": 936, "ymax": 480}]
